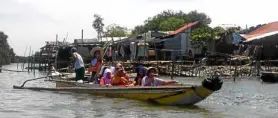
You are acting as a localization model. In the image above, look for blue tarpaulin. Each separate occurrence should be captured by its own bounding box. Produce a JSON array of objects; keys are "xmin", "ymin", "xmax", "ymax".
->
[{"xmin": 232, "ymin": 33, "xmax": 244, "ymax": 45}]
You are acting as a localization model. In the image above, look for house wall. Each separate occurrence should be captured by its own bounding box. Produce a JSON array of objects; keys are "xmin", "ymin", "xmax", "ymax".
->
[
  {"xmin": 181, "ymin": 32, "xmax": 188, "ymax": 55},
  {"xmin": 163, "ymin": 29, "xmax": 196, "ymax": 58},
  {"xmin": 164, "ymin": 34, "xmax": 182, "ymax": 50}
]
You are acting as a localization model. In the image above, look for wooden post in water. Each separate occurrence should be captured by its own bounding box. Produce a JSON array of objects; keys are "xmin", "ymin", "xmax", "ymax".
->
[
  {"xmin": 28, "ymin": 46, "xmax": 31, "ymax": 73},
  {"xmin": 22, "ymin": 46, "xmax": 28, "ymax": 71},
  {"xmin": 171, "ymin": 55, "xmax": 175, "ymax": 80},
  {"xmin": 144, "ymin": 32, "xmax": 146, "ymax": 61},
  {"xmin": 81, "ymin": 29, "xmax": 84, "ymax": 43},
  {"xmin": 33, "ymin": 53, "xmax": 35, "ymax": 76},
  {"xmin": 17, "ymin": 59, "xmax": 19, "ymax": 71},
  {"xmin": 31, "ymin": 51, "xmax": 33, "ymax": 72},
  {"xmin": 233, "ymin": 59, "xmax": 238, "ymax": 81},
  {"xmin": 167, "ymin": 61, "xmax": 170, "ymax": 76}
]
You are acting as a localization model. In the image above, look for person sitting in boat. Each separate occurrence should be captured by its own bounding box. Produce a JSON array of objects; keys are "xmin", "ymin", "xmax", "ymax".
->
[
  {"xmin": 111, "ymin": 67, "xmax": 133, "ymax": 86},
  {"xmin": 99, "ymin": 67, "xmax": 113, "ymax": 86},
  {"xmin": 115, "ymin": 63, "xmax": 131, "ymax": 82},
  {"xmin": 141, "ymin": 67, "xmax": 178, "ymax": 86},
  {"xmin": 89, "ymin": 46, "xmax": 104, "ymax": 84},
  {"xmin": 134, "ymin": 65, "xmax": 147, "ymax": 86},
  {"xmin": 70, "ymin": 47, "xmax": 85, "ymax": 83}
]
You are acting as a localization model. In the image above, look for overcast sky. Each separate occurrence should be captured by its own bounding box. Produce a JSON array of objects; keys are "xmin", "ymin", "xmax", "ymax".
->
[{"xmin": 0, "ymin": 0, "xmax": 277, "ymax": 56}]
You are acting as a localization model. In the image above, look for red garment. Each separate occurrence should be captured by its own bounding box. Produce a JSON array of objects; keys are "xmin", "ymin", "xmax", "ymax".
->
[{"xmin": 99, "ymin": 77, "xmax": 105, "ymax": 85}]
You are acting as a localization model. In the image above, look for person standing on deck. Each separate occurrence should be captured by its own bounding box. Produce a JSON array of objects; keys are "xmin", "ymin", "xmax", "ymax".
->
[
  {"xmin": 70, "ymin": 47, "xmax": 85, "ymax": 83},
  {"xmin": 89, "ymin": 46, "xmax": 104, "ymax": 84}
]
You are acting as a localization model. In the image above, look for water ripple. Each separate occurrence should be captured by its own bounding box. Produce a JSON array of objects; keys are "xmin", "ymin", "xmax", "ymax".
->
[{"xmin": 1, "ymin": 64, "xmax": 278, "ymax": 117}]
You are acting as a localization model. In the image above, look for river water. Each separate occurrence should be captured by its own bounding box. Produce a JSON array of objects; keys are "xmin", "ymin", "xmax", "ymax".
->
[{"xmin": 1, "ymin": 64, "xmax": 278, "ymax": 118}]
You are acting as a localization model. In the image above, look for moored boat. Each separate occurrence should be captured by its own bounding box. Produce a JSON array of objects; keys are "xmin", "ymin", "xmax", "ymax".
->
[
  {"xmin": 13, "ymin": 76, "xmax": 222, "ymax": 106},
  {"xmin": 260, "ymin": 71, "xmax": 278, "ymax": 83}
]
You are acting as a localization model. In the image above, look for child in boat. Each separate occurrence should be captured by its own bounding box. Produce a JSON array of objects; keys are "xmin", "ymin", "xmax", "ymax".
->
[
  {"xmin": 89, "ymin": 47, "xmax": 103, "ymax": 84},
  {"xmin": 111, "ymin": 67, "xmax": 133, "ymax": 86},
  {"xmin": 141, "ymin": 67, "xmax": 178, "ymax": 86},
  {"xmin": 134, "ymin": 65, "xmax": 147, "ymax": 86},
  {"xmin": 99, "ymin": 68, "xmax": 113, "ymax": 86}
]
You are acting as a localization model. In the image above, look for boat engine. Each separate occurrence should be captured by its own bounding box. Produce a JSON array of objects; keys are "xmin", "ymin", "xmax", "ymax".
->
[{"xmin": 202, "ymin": 73, "xmax": 223, "ymax": 91}]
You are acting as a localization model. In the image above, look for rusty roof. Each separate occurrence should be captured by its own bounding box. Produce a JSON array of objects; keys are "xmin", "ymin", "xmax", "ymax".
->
[
  {"xmin": 243, "ymin": 21, "xmax": 278, "ymax": 40},
  {"xmin": 169, "ymin": 21, "xmax": 199, "ymax": 35}
]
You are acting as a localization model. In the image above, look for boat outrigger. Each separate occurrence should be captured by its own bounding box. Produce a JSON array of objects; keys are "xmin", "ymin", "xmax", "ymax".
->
[{"xmin": 13, "ymin": 74, "xmax": 222, "ymax": 106}]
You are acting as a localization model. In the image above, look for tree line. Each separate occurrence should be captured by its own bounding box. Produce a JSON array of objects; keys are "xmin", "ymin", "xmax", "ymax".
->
[
  {"xmin": 92, "ymin": 10, "xmax": 241, "ymax": 48},
  {"xmin": 0, "ymin": 31, "xmax": 16, "ymax": 65}
]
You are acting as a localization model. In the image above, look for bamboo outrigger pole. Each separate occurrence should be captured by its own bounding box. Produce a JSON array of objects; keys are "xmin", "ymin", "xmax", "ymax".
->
[
  {"xmin": 22, "ymin": 46, "xmax": 28, "ymax": 70},
  {"xmin": 28, "ymin": 46, "xmax": 31, "ymax": 73}
]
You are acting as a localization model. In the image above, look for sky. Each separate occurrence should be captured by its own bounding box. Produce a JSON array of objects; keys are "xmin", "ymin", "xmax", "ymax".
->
[{"xmin": 0, "ymin": 0, "xmax": 277, "ymax": 56}]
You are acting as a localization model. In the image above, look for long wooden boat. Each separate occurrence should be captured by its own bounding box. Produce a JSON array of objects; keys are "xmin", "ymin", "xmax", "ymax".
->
[
  {"xmin": 260, "ymin": 71, "xmax": 278, "ymax": 83},
  {"xmin": 13, "ymin": 77, "xmax": 222, "ymax": 106}
]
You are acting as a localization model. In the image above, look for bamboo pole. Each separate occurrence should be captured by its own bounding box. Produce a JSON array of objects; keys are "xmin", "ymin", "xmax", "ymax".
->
[
  {"xmin": 22, "ymin": 46, "xmax": 28, "ymax": 70},
  {"xmin": 171, "ymin": 56, "xmax": 174, "ymax": 80},
  {"xmin": 17, "ymin": 59, "xmax": 19, "ymax": 71},
  {"xmin": 234, "ymin": 59, "xmax": 238, "ymax": 81},
  {"xmin": 153, "ymin": 38, "xmax": 159, "ymax": 70},
  {"xmin": 28, "ymin": 46, "xmax": 31, "ymax": 73},
  {"xmin": 81, "ymin": 29, "xmax": 84, "ymax": 44},
  {"xmin": 31, "ymin": 51, "xmax": 33, "ymax": 72},
  {"xmin": 33, "ymin": 52, "xmax": 35, "ymax": 76}
]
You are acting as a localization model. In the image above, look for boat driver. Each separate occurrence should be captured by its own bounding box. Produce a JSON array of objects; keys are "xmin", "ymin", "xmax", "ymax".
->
[{"xmin": 141, "ymin": 67, "xmax": 178, "ymax": 86}]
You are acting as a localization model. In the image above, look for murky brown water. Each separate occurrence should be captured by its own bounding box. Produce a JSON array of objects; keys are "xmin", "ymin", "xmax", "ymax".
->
[{"xmin": 1, "ymin": 63, "xmax": 278, "ymax": 118}]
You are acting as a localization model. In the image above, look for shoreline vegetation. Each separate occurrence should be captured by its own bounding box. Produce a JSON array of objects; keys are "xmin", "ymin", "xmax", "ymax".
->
[
  {"xmin": 0, "ymin": 31, "xmax": 15, "ymax": 65},
  {"xmin": 0, "ymin": 31, "xmax": 30, "ymax": 66}
]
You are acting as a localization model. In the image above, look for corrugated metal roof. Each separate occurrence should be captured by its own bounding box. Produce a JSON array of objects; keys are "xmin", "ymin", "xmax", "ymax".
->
[
  {"xmin": 244, "ymin": 31, "xmax": 278, "ymax": 42},
  {"xmin": 243, "ymin": 21, "xmax": 278, "ymax": 40}
]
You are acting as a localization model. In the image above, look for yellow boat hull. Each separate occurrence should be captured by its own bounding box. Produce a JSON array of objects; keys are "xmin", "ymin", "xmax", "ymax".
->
[
  {"xmin": 54, "ymin": 80, "xmax": 214, "ymax": 105},
  {"xmin": 14, "ymin": 76, "xmax": 221, "ymax": 106},
  {"xmin": 90, "ymin": 86, "xmax": 213, "ymax": 105}
]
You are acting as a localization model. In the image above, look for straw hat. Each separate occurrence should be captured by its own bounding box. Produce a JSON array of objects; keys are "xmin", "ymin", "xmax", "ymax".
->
[
  {"xmin": 90, "ymin": 46, "xmax": 104, "ymax": 57},
  {"xmin": 147, "ymin": 67, "xmax": 158, "ymax": 76}
]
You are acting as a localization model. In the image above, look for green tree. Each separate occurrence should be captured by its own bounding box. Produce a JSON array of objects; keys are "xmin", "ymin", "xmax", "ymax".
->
[
  {"xmin": 186, "ymin": 10, "xmax": 211, "ymax": 26},
  {"xmin": 191, "ymin": 26, "xmax": 214, "ymax": 47},
  {"xmin": 213, "ymin": 26, "xmax": 226, "ymax": 40},
  {"xmin": 131, "ymin": 10, "xmax": 211, "ymax": 35},
  {"xmin": 129, "ymin": 9, "xmax": 238, "ymax": 48},
  {"xmin": 92, "ymin": 14, "xmax": 104, "ymax": 41},
  {"xmin": 104, "ymin": 24, "xmax": 128, "ymax": 37},
  {"xmin": 0, "ymin": 31, "xmax": 15, "ymax": 65},
  {"xmin": 130, "ymin": 25, "xmax": 148, "ymax": 37},
  {"xmin": 159, "ymin": 17, "xmax": 185, "ymax": 31}
]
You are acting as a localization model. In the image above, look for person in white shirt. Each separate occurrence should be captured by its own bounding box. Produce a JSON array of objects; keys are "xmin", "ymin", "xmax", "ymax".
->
[
  {"xmin": 70, "ymin": 47, "xmax": 85, "ymax": 83},
  {"xmin": 141, "ymin": 67, "xmax": 178, "ymax": 86}
]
